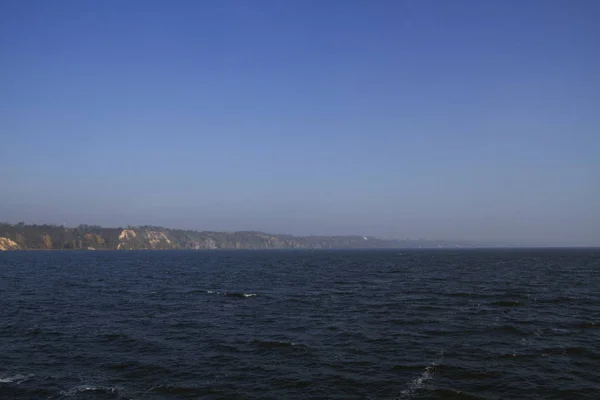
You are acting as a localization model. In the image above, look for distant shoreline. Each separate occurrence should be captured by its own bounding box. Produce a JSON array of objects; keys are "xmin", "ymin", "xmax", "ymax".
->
[
  {"xmin": 2, "ymin": 247, "xmax": 598, "ymax": 253},
  {"xmin": 0, "ymin": 222, "xmax": 482, "ymax": 251},
  {"xmin": 1, "ymin": 222, "xmax": 597, "ymax": 251}
]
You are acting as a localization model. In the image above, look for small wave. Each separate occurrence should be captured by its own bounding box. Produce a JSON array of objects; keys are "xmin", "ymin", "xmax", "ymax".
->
[
  {"xmin": 537, "ymin": 296, "xmax": 579, "ymax": 304},
  {"xmin": 272, "ymin": 377, "xmax": 312, "ymax": 389},
  {"xmin": 489, "ymin": 300, "xmax": 523, "ymax": 307},
  {"xmin": 103, "ymin": 360, "xmax": 168, "ymax": 374},
  {"xmin": 499, "ymin": 352, "xmax": 530, "ymax": 359},
  {"xmin": 98, "ymin": 333, "xmax": 135, "ymax": 342},
  {"xmin": 550, "ymin": 327, "xmax": 571, "ymax": 334},
  {"xmin": 149, "ymin": 384, "xmax": 223, "ymax": 396},
  {"xmin": 184, "ymin": 289, "xmax": 208, "ymax": 294},
  {"xmin": 394, "ymin": 362, "xmax": 437, "ymax": 399},
  {"xmin": 574, "ymin": 321, "xmax": 598, "ymax": 329},
  {"xmin": 430, "ymin": 388, "xmax": 482, "ymax": 399},
  {"xmin": 499, "ymin": 346, "xmax": 599, "ymax": 359},
  {"xmin": 95, "ymin": 333, "xmax": 163, "ymax": 353},
  {"xmin": 60, "ymin": 385, "xmax": 121, "ymax": 397},
  {"xmin": 541, "ymin": 346, "xmax": 600, "ymax": 358},
  {"xmin": 199, "ymin": 290, "xmax": 257, "ymax": 298},
  {"xmin": 422, "ymin": 328, "xmax": 453, "ymax": 336},
  {"xmin": 391, "ymin": 364, "xmax": 429, "ymax": 372},
  {"xmin": 252, "ymin": 339, "xmax": 308, "ymax": 350},
  {"xmin": 0, "ymin": 373, "xmax": 33, "ymax": 384},
  {"xmin": 495, "ymin": 324, "xmax": 530, "ymax": 335},
  {"xmin": 445, "ymin": 292, "xmax": 482, "ymax": 298},
  {"xmin": 253, "ymin": 339, "xmax": 295, "ymax": 348},
  {"xmin": 290, "ymin": 290, "xmax": 353, "ymax": 298},
  {"xmin": 332, "ymin": 290, "xmax": 354, "ymax": 295},
  {"xmin": 436, "ymin": 364, "xmax": 501, "ymax": 380},
  {"xmin": 23, "ymin": 327, "xmax": 63, "ymax": 337},
  {"xmin": 224, "ymin": 292, "xmax": 257, "ymax": 298}
]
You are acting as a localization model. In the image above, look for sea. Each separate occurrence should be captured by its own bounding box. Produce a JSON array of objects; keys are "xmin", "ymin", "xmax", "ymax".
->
[{"xmin": 0, "ymin": 249, "xmax": 599, "ymax": 399}]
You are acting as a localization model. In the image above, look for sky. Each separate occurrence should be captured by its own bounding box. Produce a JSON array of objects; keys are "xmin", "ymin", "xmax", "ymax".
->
[{"xmin": 1, "ymin": 0, "xmax": 599, "ymax": 245}]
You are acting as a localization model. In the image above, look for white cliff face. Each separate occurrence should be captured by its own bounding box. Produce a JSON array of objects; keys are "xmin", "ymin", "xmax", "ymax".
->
[
  {"xmin": 203, "ymin": 238, "xmax": 217, "ymax": 249},
  {"xmin": 117, "ymin": 229, "xmax": 178, "ymax": 250},
  {"xmin": 146, "ymin": 231, "xmax": 172, "ymax": 248},
  {"xmin": 117, "ymin": 229, "xmax": 136, "ymax": 249},
  {"xmin": 0, "ymin": 237, "xmax": 19, "ymax": 250},
  {"xmin": 118, "ymin": 229, "xmax": 137, "ymax": 240}
]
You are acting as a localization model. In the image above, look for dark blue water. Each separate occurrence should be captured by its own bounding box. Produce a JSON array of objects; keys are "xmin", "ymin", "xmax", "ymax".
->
[{"xmin": 1, "ymin": 249, "xmax": 599, "ymax": 399}]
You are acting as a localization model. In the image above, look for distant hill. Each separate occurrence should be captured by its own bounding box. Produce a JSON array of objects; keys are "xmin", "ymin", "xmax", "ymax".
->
[{"xmin": 0, "ymin": 222, "xmax": 476, "ymax": 251}]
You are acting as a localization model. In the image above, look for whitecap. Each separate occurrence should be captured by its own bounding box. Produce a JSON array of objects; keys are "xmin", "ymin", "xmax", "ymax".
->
[
  {"xmin": 0, "ymin": 374, "xmax": 33, "ymax": 384},
  {"xmin": 394, "ymin": 362, "xmax": 437, "ymax": 399},
  {"xmin": 204, "ymin": 290, "xmax": 256, "ymax": 297},
  {"xmin": 60, "ymin": 384, "xmax": 120, "ymax": 396}
]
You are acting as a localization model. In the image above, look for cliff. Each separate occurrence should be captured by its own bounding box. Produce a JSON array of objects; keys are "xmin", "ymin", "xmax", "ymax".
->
[
  {"xmin": 0, "ymin": 237, "xmax": 19, "ymax": 251},
  {"xmin": 0, "ymin": 222, "xmax": 468, "ymax": 251}
]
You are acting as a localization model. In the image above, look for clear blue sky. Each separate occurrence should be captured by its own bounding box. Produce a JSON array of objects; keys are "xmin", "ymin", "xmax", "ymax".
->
[{"xmin": 1, "ymin": 0, "xmax": 599, "ymax": 245}]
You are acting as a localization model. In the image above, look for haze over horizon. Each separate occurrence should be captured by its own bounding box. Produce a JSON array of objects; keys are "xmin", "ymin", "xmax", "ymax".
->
[{"xmin": 1, "ymin": 1, "xmax": 599, "ymax": 246}]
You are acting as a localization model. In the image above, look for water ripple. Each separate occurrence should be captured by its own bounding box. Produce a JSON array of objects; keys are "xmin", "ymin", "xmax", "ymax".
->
[{"xmin": 1, "ymin": 249, "xmax": 599, "ymax": 399}]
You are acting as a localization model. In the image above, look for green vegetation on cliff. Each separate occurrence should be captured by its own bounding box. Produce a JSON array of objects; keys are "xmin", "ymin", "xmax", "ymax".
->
[{"xmin": 0, "ymin": 222, "xmax": 467, "ymax": 251}]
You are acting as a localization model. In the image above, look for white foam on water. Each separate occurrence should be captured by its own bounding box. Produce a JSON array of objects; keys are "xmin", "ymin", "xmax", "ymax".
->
[
  {"xmin": 394, "ymin": 363, "xmax": 437, "ymax": 399},
  {"xmin": 205, "ymin": 290, "xmax": 256, "ymax": 297},
  {"xmin": 60, "ymin": 384, "xmax": 120, "ymax": 397},
  {"xmin": 0, "ymin": 374, "xmax": 33, "ymax": 384}
]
